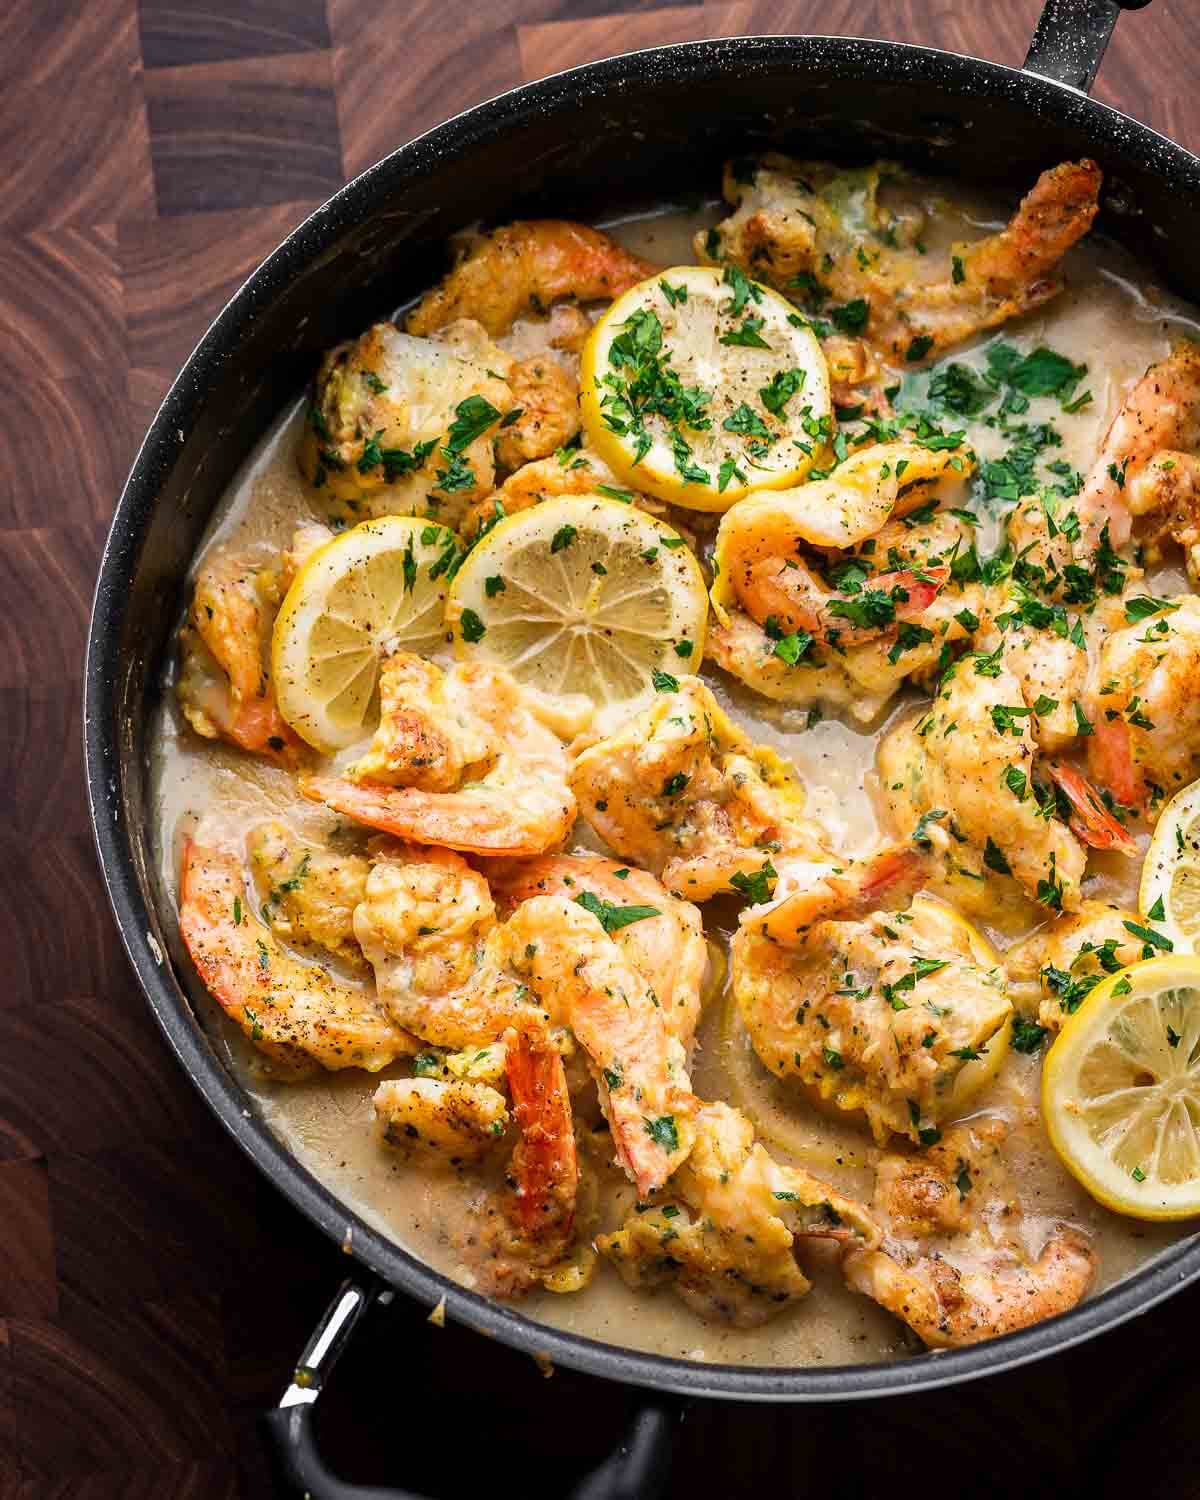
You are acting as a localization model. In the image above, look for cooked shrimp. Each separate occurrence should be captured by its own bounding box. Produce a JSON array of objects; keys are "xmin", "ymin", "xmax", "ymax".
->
[
  {"xmin": 842, "ymin": 1120, "xmax": 1096, "ymax": 1347},
  {"xmin": 304, "ymin": 656, "xmax": 576, "ymax": 857},
  {"xmin": 711, "ymin": 494, "xmax": 982, "ymax": 719},
  {"xmin": 501, "ymin": 895, "xmax": 698, "ymax": 1197},
  {"xmin": 405, "ymin": 220, "xmax": 656, "ymax": 338},
  {"xmin": 348, "ymin": 842, "xmax": 579, "ymax": 1263},
  {"xmin": 863, "ymin": 159, "xmax": 1101, "ymax": 364},
  {"xmin": 459, "ymin": 447, "xmax": 678, "ymax": 542},
  {"xmin": 373, "ymin": 1076, "xmax": 510, "ymax": 1162},
  {"xmin": 352, "ymin": 841, "xmax": 522, "ymax": 1048},
  {"xmin": 1077, "ymin": 340, "xmax": 1200, "ymax": 552},
  {"xmin": 569, "ymin": 676, "xmax": 831, "ymax": 901},
  {"xmin": 970, "ymin": 577, "xmax": 1124, "ymax": 756},
  {"xmin": 1046, "ymin": 761, "xmax": 1138, "ymax": 855},
  {"xmin": 733, "ymin": 883, "xmax": 1012, "ymax": 1144},
  {"xmin": 347, "ymin": 652, "xmax": 494, "ymax": 791},
  {"xmin": 823, "ymin": 335, "xmax": 893, "ymax": 418},
  {"xmin": 713, "ymin": 442, "xmax": 973, "ymax": 556},
  {"xmin": 248, "ymin": 820, "xmax": 370, "ymax": 970},
  {"xmin": 1086, "ymin": 593, "xmax": 1200, "ymax": 809},
  {"xmin": 179, "ymin": 838, "xmax": 417, "ymax": 1079},
  {"xmin": 296, "ymin": 321, "xmax": 514, "ymax": 526},
  {"xmin": 176, "ymin": 545, "xmax": 302, "ymax": 761},
  {"xmin": 746, "ymin": 844, "xmax": 924, "ymax": 943},
  {"xmin": 697, "ymin": 158, "xmax": 915, "ymax": 296},
  {"xmin": 700, "ymin": 156, "xmax": 1101, "ymax": 364},
  {"xmin": 429, "ymin": 316, "xmax": 581, "ymax": 470},
  {"xmin": 1006, "ymin": 899, "xmax": 1143, "ymax": 1033},
  {"xmin": 502, "ymin": 1019, "xmax": 579, "ymax": 1245},
  {"xmin": 494, "ymin": 355, "xmax": 579, "ymax": 470},
  {"xmin": 878, "ymin": 644, "xmax": 1087, "ymax": 912},
  {"xmin": 487, "ymin": 854, "xmax": 708, "ymax": 1051},
  {"xmin": 598, "ymin": 1101, "xmax": 879, "ymax": 1327}
]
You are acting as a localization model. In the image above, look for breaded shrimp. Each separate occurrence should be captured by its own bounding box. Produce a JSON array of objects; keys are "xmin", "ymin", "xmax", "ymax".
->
[
  {"xmin": 487, "ymin": 854, "xmax": 708, "ymax": 1051},
  {"xmin": 304, "ymin": 656, "xmax": 576, "ymax": 857},
  {"xmin": 406, "ymin": 220, "xmax": 656, "ymax": 338},
  {"xmin": 843, "ymin": 1120, "xmax": 1096, "ymax": 1347},
  {"xmin": 569, "ymin": 676, "xmax": 831, "ymax": 901},
  {"xmin": 179, "ymin": 838, "xmax": 418, "ymax": 1079},
  {"xmin": 1006, "ymin": 899, "xmax": 1143, "ymax": 1033},
  {"xmin": 733, "ymin": 880, "xmax": 1012, "ymax": 1144},
  {"xmin": 501, "ymin": 895, "xmax": 698, "ymax": 1197},
  {"xmin": 878, "ymin": 645, "xmax": 1087, "ymax": 912},
  {"xmin": 598, "ymin": 1101, "xmax": 879, "ymax": 1327},
  {"xmin": 699, "ymin": 156, "xmax": 1101, "ymax": 364},
  {"xmin": 176, "ymin": 545, "xmax": 303, "ymax": 761}
]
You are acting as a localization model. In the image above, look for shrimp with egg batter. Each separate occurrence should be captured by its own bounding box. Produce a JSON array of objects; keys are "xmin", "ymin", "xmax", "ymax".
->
[{"xmin": 302, "ymin": 653, "xmax": 576, "ymax": 857}]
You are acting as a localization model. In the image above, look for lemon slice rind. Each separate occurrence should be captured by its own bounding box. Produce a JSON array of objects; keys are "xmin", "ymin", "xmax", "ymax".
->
[
  {"xmin": 1043, "ymin": 954, "xmax": 1200, "ymax": 1221},
  {"xmin": 272, "ymin": 516, "xmax": 455, "ymax": 752},
  {"xmin": 1140, "ymin": 777, "xmax": 1200, "ymax": 955}
]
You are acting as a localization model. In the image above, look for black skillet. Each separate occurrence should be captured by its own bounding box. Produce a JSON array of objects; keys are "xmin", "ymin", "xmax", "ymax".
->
[{"xmin": 84, "ymin": 1, "xmax": 1199, "ymax": 1493}]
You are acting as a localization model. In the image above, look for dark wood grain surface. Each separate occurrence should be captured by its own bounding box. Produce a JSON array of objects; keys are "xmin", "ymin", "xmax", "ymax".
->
[{"xmin": 3, "ymin": 1, "xmax": 1200, "ymax": 1494}]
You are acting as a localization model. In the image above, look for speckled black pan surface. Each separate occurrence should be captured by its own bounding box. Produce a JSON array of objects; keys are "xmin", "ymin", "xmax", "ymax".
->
[{"xmin": 85, "ymin": 35, "xmax": 1200, "ymax": 1400}]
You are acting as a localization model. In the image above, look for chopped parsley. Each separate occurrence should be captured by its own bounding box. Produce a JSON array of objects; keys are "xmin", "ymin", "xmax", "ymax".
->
[
  {"xmin": 644, "ymin": 1115, "xmax": 679, "ymax": 1153},
  {"xmin": 1011, "ymin": 1016, "xmax": 1049, "ymax": 1053},
  {"xmin": 574, "ymin": 891, "xmax": 661, "ymax": 933},
  {"xmin": 459, "ymin": 609, "xmax": 486, "ymax": 644},
  {"xmin": 729, "ymin": 861, "xmax": 778, "ymax": 905},
  {"xmin": 829, "ymin": 299, "xmax": 869, "ymax": 335}
]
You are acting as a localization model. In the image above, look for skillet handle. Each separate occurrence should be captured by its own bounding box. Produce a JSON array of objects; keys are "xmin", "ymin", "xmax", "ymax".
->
[
  {"xmin": 262, "ymin": 1277, "xmax": 678, "ymax": 1499},
  {"xmin": 1023, "ymin": 0, "xmax": 1152, "ymax": 94}
]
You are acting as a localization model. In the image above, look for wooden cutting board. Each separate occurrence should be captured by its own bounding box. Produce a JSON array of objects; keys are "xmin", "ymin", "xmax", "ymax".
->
[{"xmin": 1, "ymin": 1, "xmax": 1197, "ymax": 1494}]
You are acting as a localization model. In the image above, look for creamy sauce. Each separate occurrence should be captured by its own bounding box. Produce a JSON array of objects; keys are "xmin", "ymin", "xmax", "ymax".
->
[{"xmin": 151, "ymin": 186, "xmax": 1200, "ymax": 1368}]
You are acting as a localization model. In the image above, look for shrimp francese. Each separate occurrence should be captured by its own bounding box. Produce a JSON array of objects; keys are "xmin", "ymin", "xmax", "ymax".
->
[{"xmin": 154, "ymin": 158, "xmax": 1200, "ymax": 1371}]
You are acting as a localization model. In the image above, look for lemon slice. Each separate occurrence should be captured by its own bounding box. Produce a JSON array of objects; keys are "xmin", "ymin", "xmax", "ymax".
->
[
  {"xmin": 579, "ymin": 265, "xmax": 831, "ymax": 512},
  {"xmin": 1140, "ymin": 777, "xmax": 1200, "ymax": 953},
  {"xmin": 272, "ymin": 516, "xmax": 455, "ymax": 751},
  {"xmin": 1043, "ymin": 956, "xmax": 1200, "ymax": 1220},
  {"xmin": 445, "ymin": 494, "xmax": 708, "ymax": 714}
]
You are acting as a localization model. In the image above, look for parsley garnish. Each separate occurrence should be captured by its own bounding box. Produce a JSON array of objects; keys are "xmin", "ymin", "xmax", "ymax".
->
[
  {"xmin": 729, "ymin": 861, "xmax": 778, "ymax": 905},
  {"xmin": 644, "ymin": 1115, "xmax": 679, "ymax": 1152},
  {"xmin": 574, "ymin": 891, "xmax": 661, "ymax": 933}
]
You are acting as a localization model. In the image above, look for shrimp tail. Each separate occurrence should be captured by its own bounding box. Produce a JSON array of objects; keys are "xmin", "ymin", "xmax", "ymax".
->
[
  {"xmin": 503, "ymin": 1023, "xmax": 578, "ymax": 1243},
  {"xmin": 1048, "ymin": 762, "xmax": 1138, "ymax": 856},
  {"xmin": 1085, "ymin": 715, "xmax": 1144, "ymax": 812},
  {"xmin": 757, "ymin": 844, "xmax": 924, "ymax": 943},
  {"xmin": 230, "ymin": 696, "xmax": 305, "ymax": 761},
  {"xmin": 300, "ymin": 774, "xmax": 576, "ymax": 857}
]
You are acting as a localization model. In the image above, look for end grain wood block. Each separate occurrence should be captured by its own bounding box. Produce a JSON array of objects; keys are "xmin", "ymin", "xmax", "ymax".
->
[
  {"xmin": 0, "ymin": 0, "xmax": 153, "ymax": 232},
  {"xmin": 144, "ymin": 51, "xmax": 343, "ymax": 216},
  {"xmin": 137, "ymin": 0, "xmax": 332, "ymax": 67}
]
